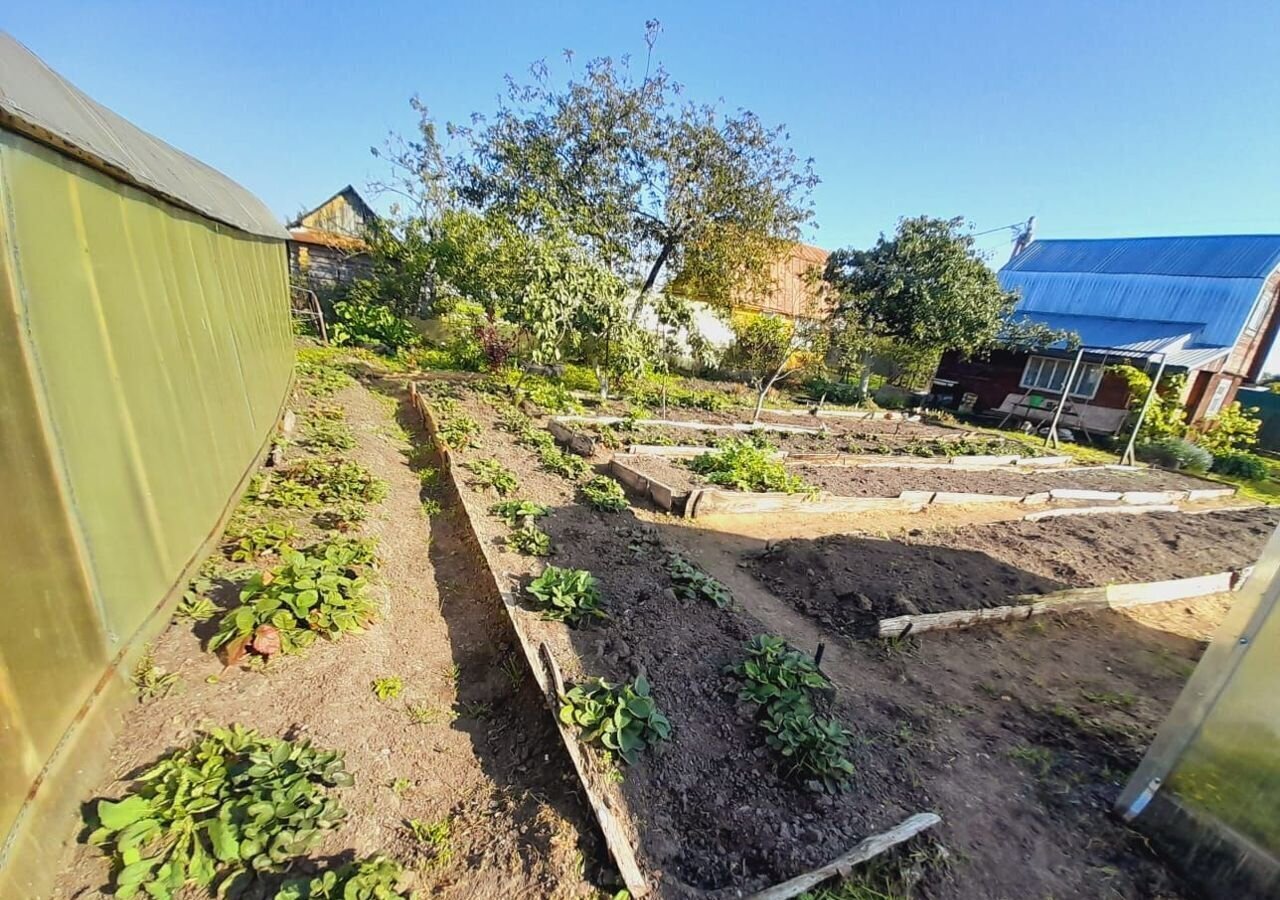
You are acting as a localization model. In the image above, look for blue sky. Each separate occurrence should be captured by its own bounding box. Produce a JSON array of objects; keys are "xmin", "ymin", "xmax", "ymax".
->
[{"xmin": 5, "ymin": 0, "xmax": 1280, "ymax": 261}]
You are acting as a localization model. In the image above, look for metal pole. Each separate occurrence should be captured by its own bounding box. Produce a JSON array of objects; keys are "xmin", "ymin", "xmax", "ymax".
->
[
  {"xmin": 1045, "ymin": 348, "xmax": 1085, "ymax": 448},
  {"xmin": 1121, "ymin": 354, "xmax": 1167, "ymax": 465}
]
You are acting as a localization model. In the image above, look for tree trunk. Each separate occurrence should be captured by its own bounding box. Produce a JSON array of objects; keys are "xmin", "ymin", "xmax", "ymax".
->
[
  {"xmin": 632, "ymin": 239, "xmax": 676, "ymax": 321},
  {"xmin": 753, "ymin": 387, "xmax": 768, "ymax": 424},
  {"xmin": 859, "ymin": 368, "xmax": 872, "ymax": 396}
]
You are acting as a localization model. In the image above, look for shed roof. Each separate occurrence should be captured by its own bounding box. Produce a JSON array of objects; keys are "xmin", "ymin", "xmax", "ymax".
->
[
  {"xmin": 0, "ymin": 32, "xmax": 286, "ymax": 240},
  {"xmin": 1000, "ymin": 235, "xmax": 1280, "ymax": 354}
]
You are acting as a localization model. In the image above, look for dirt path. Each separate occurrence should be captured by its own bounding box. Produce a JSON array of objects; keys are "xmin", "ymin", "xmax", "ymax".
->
[{"xmin": 52, "ymin": 374, "xmax": 603, "ymax": 898}]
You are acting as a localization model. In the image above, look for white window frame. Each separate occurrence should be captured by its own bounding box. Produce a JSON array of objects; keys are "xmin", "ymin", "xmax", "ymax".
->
[
  {"xmin": 1019, "ymin": 355, "xmax": 1103, "ymax": 400},
  {"xmin": 1204, "ymin": 378, "xmax": 1233, "ymax": 418}
]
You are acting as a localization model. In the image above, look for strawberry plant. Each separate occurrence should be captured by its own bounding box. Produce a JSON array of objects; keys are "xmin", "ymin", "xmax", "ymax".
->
[
  {"xmin": 667, "ymin": 555, "xmax": 733, "ymax": 608},
  {"xmin": 253, "ymin": 474, "xmax": 323, "ymax": 509},
  {"xmin": 729, "ymin": 635, "xmax": 854, "ymax": 792},
  {"xmin": 274, "ymin": 855, "xmax": 416, "ymax": 900},
  {"xmin": 313, "ymin": 500, "xmax": 369, "ymax": 532},
  {"xmin": 526, "ymin": 566, "xmax": 607, "ymax": 625},
  {"xmin": 464, "ymin": 458, "xmax": 519, "ymax": 495},
  {"xmin": 303, "ymin": 418, "xmax": 356, "ymax": 452},
  {"xmin": 87, "ymin": 724, "xmax": 351, "ymax": 899},
  {"xmin": 226, "ymin": 521, "xmax": 297, "ymax": 562},
  {"xmin": 437, "ymin": 414, "xmax": 480, "ymax": 449},
  {"xmin": 297, "ymin": 360, "xmax": 354, "ymax": 397},
  {"xmin": 491, "ymin": 499, "xmax": 549, "ymax": 527},
  {"xmin": 208, "ymin": 547, "xmax": 377, "ymax": 663},
  {"xmin": 559, "ymin": 675, "xmax": 672, "ymax": 764},
  {"xmin": 580, "ymin": 475, "xmax": 628, "ymax": 512},
  {"xmin": 307, "ymin": 535, "xmax": 379, "ymax": 567},
  {"xmin": 688, "ymin": 440, "xmax": 809, "ymax": 493},
  {"xmin": 509, "ymin": 522, "xmax": 552, "ymax": 556},
  {"xmin": 175, "ymin": 578, "xmax": 218, "ymax": 622},
  {"xmin": 538, "ymin": 444, "xmax": 588, "ymax": 479},
  {"xmin": 285, "ymin": 459, "xmax": 388, "ymax": 506}
]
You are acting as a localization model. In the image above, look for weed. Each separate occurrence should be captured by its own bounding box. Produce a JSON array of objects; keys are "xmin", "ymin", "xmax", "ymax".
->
[
  {"xmin": 976, "ymin": 681, "xmax": 1001, "ymax": 699},
  {"xmin": 273, "ymin": 854, "xmax": 415, "ymax": 899},
  {"xmin": 559, "ymin": 675, "xmax": 673, "ymax": 764},
  {"xmin": 1009, "ymin": 744, "xmax": 1055, "ymax": 777},
  {"xmin": 226, "ymin": 521, "xmax": 297, "ymax": 562},
  {"xmin": 421, "ymin": 498, "xmax": 444, "ymax": 516},
  {"xmin": 407, "ymin": 703, "xmax": 447, "ymax": 726},
  {"xmin": 457, "ymin": 700, "xmax": 493, "ymax": 719},
  {"xmin": 418, "ymin": 466, "xmax": 440, "ymax": 489},
  {"xmin": 405, "ymin": 817, "xmax": 453, "ymax": 868},
  {"xmin": 688, "ymin": 440, "xmax": 810, "ymax": 493},
  {"xmin": 464, "ymin": 458, "xmax": 519, "ymax": 495},
  {"xmin": 390, "ymin": 778, "xmax": 413, "ymax": 797},
  {"xmin": 131, "ymin": 645, "xmax": 181, "ymax": 702},
  {"xmin": 667, "ymin": 554, "xmax": 733, "ymax": 608},
  {"xmin": 491, "ymin": 499, "xmax": 549, "ymax": 527},
  {"xmin": 372, "ymin": 676, "xmax": 404, "ymax": 702},
  {"xmin": 729, "ymin": 635, "xmax": 854, "ymax": 791},
  {"xmin": 87, "ymin": 725, "xmax": 350, "ymax": 898},
  {"xmin": 538, "ymin": 444, "xmax": 589, "ymax": 479},
  {"xmin": 499, "ymin": 655, "xmax": 527, "ymax": 690},
  {"xmin": 527, "ymin": 566, "xmax": 607, "ymax": 625},
  {"xmin": 581, "ymin": 475, "xmax": 629, "ymax": 512},
  {"xmin": 509, "ymin": 522, "xmax": 552, "ymax": 556},
  {"xmin": 209, "ymin": 547, "xmax": 377, "ymax": 662}
]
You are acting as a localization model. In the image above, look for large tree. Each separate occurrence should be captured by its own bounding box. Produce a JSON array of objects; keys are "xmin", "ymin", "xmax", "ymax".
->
[{"xmin": 379, "ymin": 22, "xmax": 818, "ymax": 313}]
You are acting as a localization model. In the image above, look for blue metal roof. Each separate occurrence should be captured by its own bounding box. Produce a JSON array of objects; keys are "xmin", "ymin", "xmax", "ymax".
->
[{"xmin": 999, "ymin": 236, "xmax": 1280, "ymax": 354}]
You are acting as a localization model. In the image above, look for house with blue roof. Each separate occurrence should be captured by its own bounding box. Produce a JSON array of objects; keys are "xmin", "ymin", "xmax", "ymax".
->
[{"xmin": 935, "ymin": 234, "xmax": 1280, "ymax": 434}]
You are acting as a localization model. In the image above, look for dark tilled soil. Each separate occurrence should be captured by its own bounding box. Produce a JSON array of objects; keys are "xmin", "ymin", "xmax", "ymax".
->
[
  {"xmin": 52, "ymin": 373, "xmax": 602, "ymax": 899},
  {"xmin": 423, "ymin": 380, "xmax": 1216, "ymax": 900},
  {"xmin": 748, "ymin": 507, "xmax": 1279, "ymax": 634}
]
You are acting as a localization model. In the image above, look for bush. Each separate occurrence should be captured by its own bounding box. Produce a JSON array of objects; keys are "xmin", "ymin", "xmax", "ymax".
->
[
  {"xmin": 1139, "ymin": 437, "xmax": 1213, "ymax": 473},
  {"xmin": 1194, "ymin": 401, "xmax": 1261, "ymax": 454},
  {"xmin": 331, "ymin": 300, "xmax": 419, "ymax": 351},
  {"xmin": 1211, "ymin": 450, "xmax": 1269, "ymax": 481},
  {"xmin": 688, "ymin": 439, "xmax": 810, "ymax": 493},
  {"xmin": 803, "ymin": 377, "xmax": 865, "ymax": 407},
  {"xmin": 88, "ymin": 725, "xmax": 350, "ymax": 899}
]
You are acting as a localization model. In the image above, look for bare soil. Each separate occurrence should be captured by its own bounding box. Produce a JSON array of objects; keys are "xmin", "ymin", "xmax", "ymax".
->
[
  {"xmin": 747, "ymin": 507, "xmax": 1278, "ymax": 634},
  {"xmin": 618, "ymin": 452, "xmax": 1219, "ymax": 499},
  {"xmin": 419, "ymin": 379, "xmax": 1234, "ymax": 900},
  {"xmin": 52, "ymin": 372, "xmax": 604, "ymax": 899}
]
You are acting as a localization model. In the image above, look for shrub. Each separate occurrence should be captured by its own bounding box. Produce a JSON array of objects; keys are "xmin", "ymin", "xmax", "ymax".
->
[
  {"xmin": 464, "ymin": 458, "xmax": 519, "ymax": 495},
  {"xmin": 668, "ymin": 554, "xmax": 733, "ymax": 608},
  {"xmin": 1139, "ymin": 437, "xmax": 1213, "ymax": 473},
  {"xmin": 526, "ymin": 566, "xmax": 607, "ymax": 625},
  {"xmin": 581, "ymin": 475, "xmax": 628, "ymax": 512},
  {"xmin": 1194, "ymin": 401, "xmax": 1261, "ymax": 454},
  {"xmin": 688, "ymin": 439, "xmax": 810, "ymax": 493},
  {"xmin": 559, "ymin": 675, "xmax": 673, "ymax": 764},
  {"xmin": 274, "ymin": 855, "xmax": 415, "ymax": 900},
  {"xmin": 804, "ymin": 377, "xmax": 865, "ymax": 407},
  {"xmin": 491, "ymin": 499, "xmax": 549, "ymax": 527},
  {"xmin": 728, "ymin": 635, "xmax": 854, "ymax": 792},
  {"xmin": 209, "ymin": 547, "xmax": 377, "ymax": 662},
  {"xmin": 1211, "ymin": 450, "xmax": 1269, "ymax": 481},
  {"xmin": 87, "ymin": 725, "xmax": 350, "ymax": 899},
  {"xmin": 509, "ymin": 522, "xmax": 552, "ymax": 556},
  {"xmin": 331, "ymin": 300, "xmax": 419, "ymax": 351}
]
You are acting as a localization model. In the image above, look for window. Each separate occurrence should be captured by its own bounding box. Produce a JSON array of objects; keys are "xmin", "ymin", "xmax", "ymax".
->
[
  {"xmin": 1020, "ymin": 355, "xmax": 1103, "ymax": 399},
  {"xmin": 1244, "ymin": 296, "xmax": 1269, "ymax": 335},
  {"xmin": 1205, "ymin": 378, "xmax": 1233, "ymax": 417}
]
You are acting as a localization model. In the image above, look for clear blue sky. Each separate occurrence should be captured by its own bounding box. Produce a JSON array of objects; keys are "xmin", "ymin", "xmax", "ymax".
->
[{"xmin": 5, "ymin": 0, "xmax": 1280, "ymax": 260}]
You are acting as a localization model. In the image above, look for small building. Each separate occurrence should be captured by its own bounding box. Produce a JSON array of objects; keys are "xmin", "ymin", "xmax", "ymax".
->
[
  {"xmin": 936, "ymin": 235, "xmax": 1280, "ymax": 435},
  {"xmin": 287, "ymin": 185, "xmax": 376, "ymax": 289}
]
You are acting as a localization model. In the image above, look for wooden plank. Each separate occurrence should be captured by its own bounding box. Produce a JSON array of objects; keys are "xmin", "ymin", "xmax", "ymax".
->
[
  {"xmin": 1107, "ymin": 572, "xmax": 1233, "ymax": 606},
  {"xmin": 689, "ymin": 490, "xmax": 922, "ymax": 518},
  {"xmin": 746, "ymin": 812, "xmax": 942, "ymax": 900},
  {"xmin": 607, "ymin": 458, "xmax": 685, "ymax": 512},
  {"xmin": 1024, "ymin": 505, "xmax": 1179, "ymax": 522}
]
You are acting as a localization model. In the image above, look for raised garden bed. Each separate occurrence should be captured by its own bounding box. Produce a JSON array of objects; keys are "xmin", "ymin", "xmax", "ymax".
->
[
  {"xmin": 611, "ymin": 453, "xmax": 1236, "ymax": 518},
  {"xmin": 745, "ymin": 507, "xmax": 1279, "ymax": 639},
  {"xmin": 410, "ymin": 376, "xmax": 1219, "ymax": 899}
]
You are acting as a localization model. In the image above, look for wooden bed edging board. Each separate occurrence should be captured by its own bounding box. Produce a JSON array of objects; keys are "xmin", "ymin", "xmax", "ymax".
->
[
  {"xmin": 412, "ymin": 382, "xmax": 939, "ymax": 898},
  {"xmin": 1024, "ymin": 505, "xmax": 1181, "ymax": 521},
  {"xmin": 553, "ymin": 414, "xmax": 824, "ymax": 435},
  {"xmin": 876, "ymin": 570, "xmax": 1243, "ymax": 638},
  {"xmin": 408, "ymin": 383, "xmax": 650, "ymax": 898}
]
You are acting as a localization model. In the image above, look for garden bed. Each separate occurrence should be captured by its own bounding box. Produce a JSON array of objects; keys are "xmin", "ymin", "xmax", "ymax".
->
[
  {"xmin": 411, "ymin": 376, "xmax": 1214, "ymax": 899},
  {"xmin": 745, "ymin": 507, "xmax": 1278, "ymax": 638}
]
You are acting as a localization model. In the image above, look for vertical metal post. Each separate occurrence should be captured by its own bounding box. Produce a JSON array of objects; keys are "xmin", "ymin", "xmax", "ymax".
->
[
  {"xmin": 1121, "ymin": 354, "xmax": 1168, "ymax": 465},
  {"xmin": 1045, "ymin": 348, "xmax": 1085, "ymax": 448}
]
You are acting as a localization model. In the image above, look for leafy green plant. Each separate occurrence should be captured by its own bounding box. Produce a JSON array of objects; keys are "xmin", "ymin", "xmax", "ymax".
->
[
  {"xmin": 405, "ymin": 817, "xmax": 453, "ymax": 868},
  {"xmin": 175, "ymin": 578, "xmax": 218, "ymax": 623},
  {"xmin": 1211, "ymin": 450, "xmax": 1269, "ymax": 480},
  {"xmin": 209, "ymin": 547, "xmax": 377, "ymax": 663},
  {"xmin": 406, "ymin": 704, "xmax": 446, "ymax": 726},
  {"xmin": 491, "ymin": 499, "xmax": 549, "ymax": 526},
  {"xmin": 313, "ymin": 500, "xmax": 369, "ymax": 532},
  {"xmin": 538, "ymin": 444, "xmax": 589, "ymax": 479},
  {"xmin": 87, "ymin": 725, "xmax": 351, "ymax": 899},
  {"xmin": 1139, "ymin": 437, "xmax": 1212, "ymax": 473},
  {"xmin": 1194, "ymin": 401, "xmax": 1262, "ymax": 454},
  {"xmin": 132, "ymin": 644, "xmax": 181, "ymax": 702},
  {"xmin": 509, "ymin": 522, "xmax": 552, "ymax": 556},
  {"xmin": 437, "ymin": 414, "xmax": 480, "ymax": 449},
  {"xmin": 302, "ymin": 418, "xmax": 356, "ymax": 453},
  {"xmin": 227, "ymin": 521, "xmax": 297, "ymax": 562},
  {"xmin": 371, "ymin": 676, "xmax": 404, "ymax": 701},
  {"xmin": 464, "ymin": 458, "xmax": 519, "ymax": 495},
  {"xmin": 254, "ymin": 474, "xmax": 323, "ymax": 509},
  {"xmin": 559, "ymin": 675, "xmax": 673, "ymax": 764},
  {"xmin": 306, "ymin": 535, "xmax": 380, "ymax": 567},
  {"xmin": 1110, "ymin": 365, "xmax": 1188, "ymax": 440},
  {"xmin": 297, "ymin": 359, "xmax": 354, "ymax": 398},
  {"xmin": 688, "ymin": 439, "xmax": 810, "ymax": 493},
  {"xmin": 581, "ymin": 475, "xmax": 628, "ymax": 512},
  {"xmin": 285, "ymin": 459, "xmax": 389, "ymax": 506},
  {"xmin": 332, "ymin": 299, "xmax": 420, "ymax": 351},
  {"xmin": 274, "ymin": 855, "xmax": 416, "ymax": 900},
  {"xmin": 526, "ymin": 566, "xmax": 607, "ymax": 625},
  {"xmin": 667, "ymin": 555, "xmax": 733, "ymax": 608},
  {"xmin": 729, "ymin": 636, "xmax": 854, "ymax": 791}
]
